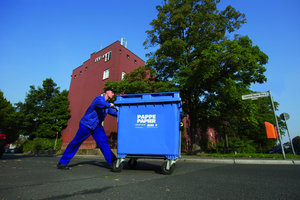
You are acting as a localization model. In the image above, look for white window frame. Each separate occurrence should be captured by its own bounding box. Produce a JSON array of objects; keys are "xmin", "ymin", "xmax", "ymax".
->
[
  {"xmin": 104, "ymin": 51, "xmax": 112, "ymax": 62},
  {"xmin": 103, "ymin": 69, "xmax": 110, "ymax": 80},
  {"xmin": 95, "ymin": 56, "xmax": 101, "ymax": 62},
  {"xmin": 122, "ymin": 72, "xmax": 126, "ymax": 80}
]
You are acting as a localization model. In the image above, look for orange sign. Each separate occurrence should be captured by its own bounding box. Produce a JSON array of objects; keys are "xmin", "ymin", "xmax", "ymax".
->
[{"xmin": 264, "ymin": 121, "xmax": 278, "ymax": 139}]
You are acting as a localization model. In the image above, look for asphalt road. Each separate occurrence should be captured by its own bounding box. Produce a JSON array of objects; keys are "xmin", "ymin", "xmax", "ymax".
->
[{"xmin": 1, "ymin": 154, "xmax": 300, "ymax": 200}]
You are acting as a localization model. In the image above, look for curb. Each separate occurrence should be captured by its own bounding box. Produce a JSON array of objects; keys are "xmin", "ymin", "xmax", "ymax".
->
[
  {"xmin": 180, "ymin": 157, "xmax": 300, "ymax": 165},
  {"xmin": 180, "ymin": 158, "xmax": 235, "ymax": 164},
  {"xmin": 234, "ymin": 159, "xmax": 295, "ymax": 165}
]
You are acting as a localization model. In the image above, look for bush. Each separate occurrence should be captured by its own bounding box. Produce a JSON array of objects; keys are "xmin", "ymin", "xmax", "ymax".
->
[
  {"xmin": 23, "ymin": 140, "xmax": 33, "ymax": 152},
  {"xmin": 215, "ymin": 137, "xmax": 256, "ymax": 153},
  {"xmin": 23, "ymin": 138, "xmax": 62, "ymax": 152}
]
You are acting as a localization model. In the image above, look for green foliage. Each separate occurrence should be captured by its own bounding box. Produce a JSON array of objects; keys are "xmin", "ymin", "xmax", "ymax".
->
[
  {"xmin": 215, "ymin": 137, "xmax": 256, "ymax": 153},
  {"xmin": 105, "ymin": 66, "xmax": 179, "ymax": 94},
  {"xmin": 0, "ymin": 90, "xmax": 19, "ymax": 143},
  {"xmin": 16, "ymin": 78, "xmax": 70, "ymax": 139},
  {"xmin": 143, "ymin": 0, "xmax": 278, "ymax": 152},
  {"xmin": 23, "ymin": 138, "xmax": 62, "ymax": 152},
  {"xmin": 22, "ymin": 140, "xmax": 33, "ymax": 152}
]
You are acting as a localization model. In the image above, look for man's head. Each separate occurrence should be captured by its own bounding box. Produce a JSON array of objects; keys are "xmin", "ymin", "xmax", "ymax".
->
[{"xmin": 104, "ymin": 87, "xmax": 116, "ymax": 100}]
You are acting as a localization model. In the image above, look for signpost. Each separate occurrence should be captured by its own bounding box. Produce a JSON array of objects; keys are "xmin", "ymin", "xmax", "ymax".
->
[
  {"xmin": 280, "ymin": 113, "xmax": 295, "ymax": 155},
  {"xmin": 242, "ymin": 92, "xmax": 268, "ymax": 100},
  {"xmin": 242, "ymin": 91, "xmax": 286, "ymax": 160}
]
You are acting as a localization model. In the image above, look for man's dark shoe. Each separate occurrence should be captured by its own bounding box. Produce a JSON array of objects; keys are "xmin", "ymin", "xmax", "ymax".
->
[
  {"xmin": 57, "ymin": 163, "xmax": 70, "ymax": 170},
  {"xmin": 108, "ymin": 163, "xmax": 113, "ymax": 169}
]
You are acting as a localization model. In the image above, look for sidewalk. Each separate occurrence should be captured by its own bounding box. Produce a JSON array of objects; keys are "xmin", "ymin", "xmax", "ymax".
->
[{"xmin": 53, "ymin": 149, "xmax": 300, "ymax": 165}]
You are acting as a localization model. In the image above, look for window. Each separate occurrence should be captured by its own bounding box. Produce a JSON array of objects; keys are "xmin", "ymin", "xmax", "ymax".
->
[
  {"xmin": 134, "ymin": 59, "xmax": 137, "ymax": 64},
  {"xmin": 103, "ymin": 69, "xmax": 110, "ymax": 80},
  {"xmin": 126, "ymin": 54, "xmax": 130, "ymax": 59},
  {"xmin": 85, "ymin": 66, "xmax": 88, "ymax": 71},
  {"xmin": 122, "ymin": 72, "xmax": 126, "ymax": 80},
  {"xmin": 95, "ymin": 51, "xmax": 112, "ymax": 62},
  {"xmin": 104, "ymin": 51, "xmax": 112, "ymax": 62},
  {"xmin": 95, "ymin": 56, "xmax": 101, "ymax": 62}
]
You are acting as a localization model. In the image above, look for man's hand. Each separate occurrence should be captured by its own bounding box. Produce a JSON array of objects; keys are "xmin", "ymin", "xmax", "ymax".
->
[{"xmin": 110, "ymin": 103, "xmax": 114, "ymax": 108}]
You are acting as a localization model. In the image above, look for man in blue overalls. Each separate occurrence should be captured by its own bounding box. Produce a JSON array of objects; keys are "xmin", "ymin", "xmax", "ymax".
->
[{"xmin": 57, "ymin": 87, "xmax": 118, "ymax": 170}]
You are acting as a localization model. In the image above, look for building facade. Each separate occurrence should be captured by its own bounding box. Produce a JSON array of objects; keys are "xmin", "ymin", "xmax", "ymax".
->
[{"xmin": 61, "ymin": 40, "xmax": 145, "ymax": 149}]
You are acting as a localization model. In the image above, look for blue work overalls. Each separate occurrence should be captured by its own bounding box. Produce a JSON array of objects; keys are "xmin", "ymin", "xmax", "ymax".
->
[{"xmin": 59, "ymin": 96, "xmax": 118, "ymax": 166}]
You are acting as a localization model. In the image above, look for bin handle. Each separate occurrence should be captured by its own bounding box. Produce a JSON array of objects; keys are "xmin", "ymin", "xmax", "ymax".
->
[
  {"xmin": 151, "ymin": 93, "xmax": 174, "ymax": 97},
  {"xmin": 121, "ymin": 94, "xmax": 143, "ymax": 99}
]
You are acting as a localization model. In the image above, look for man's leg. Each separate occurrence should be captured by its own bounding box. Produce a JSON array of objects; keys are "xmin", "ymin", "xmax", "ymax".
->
[
  {"xmin": 92, "ymin": 125, "xmax": 116, "ymax": 166},
  {"xmin": 58, "ymin": 124, "xmax": 93, "ymax": 166}
]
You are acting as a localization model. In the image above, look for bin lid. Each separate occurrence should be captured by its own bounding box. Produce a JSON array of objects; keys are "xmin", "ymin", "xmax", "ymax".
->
[{"xmin": 114, "ymin": 92, "xmax": 181, "ymax": 105}]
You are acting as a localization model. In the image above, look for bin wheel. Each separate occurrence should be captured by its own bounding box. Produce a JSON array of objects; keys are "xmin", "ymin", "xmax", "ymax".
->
[
  {"xmin": 161, "ymin": 162, "xmax": 175, "ymax": 175},
  {"xmin": 128, "ymin": 158, "xmax": 137, "ymax": 169},
  {"xmin": 111, "ymin": 160, "xmax": 124, "ymax": 172}
]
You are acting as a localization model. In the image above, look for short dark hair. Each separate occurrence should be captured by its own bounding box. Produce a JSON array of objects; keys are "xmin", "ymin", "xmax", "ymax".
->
[{"xmin": 104, "ymin": 87, "xmax": 116, "ymax": 93}]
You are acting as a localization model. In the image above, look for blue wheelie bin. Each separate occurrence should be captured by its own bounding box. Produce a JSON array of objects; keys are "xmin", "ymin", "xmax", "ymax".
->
[{"xmin": 112, "ymin": 92, "xmax": 182, "ymax": 175}]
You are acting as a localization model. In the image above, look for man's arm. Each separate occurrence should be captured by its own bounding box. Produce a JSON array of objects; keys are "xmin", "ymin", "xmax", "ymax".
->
[
  {"xmin": 108, "ymin": 107, "xmax": 118, "ymax": 117},
  {"xmin": 94, "ymin": 97, "xmax": 113, "ymax": 109}
]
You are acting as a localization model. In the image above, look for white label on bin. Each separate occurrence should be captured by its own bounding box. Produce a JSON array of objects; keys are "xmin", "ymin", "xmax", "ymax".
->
[{"xmin": 136, "ymin": 114, "xmax": 158, "ymax": 128}]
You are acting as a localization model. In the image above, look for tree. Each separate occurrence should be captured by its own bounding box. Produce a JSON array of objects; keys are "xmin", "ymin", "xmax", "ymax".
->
[
  {"xmin": 144, "ymin": 0, "xmax": 270, "ymax": 151},
  {"xmin": 105, "ymin": 66, "xmax": 178, "ymax": 95},
  {"xmin": 16, "ymin": 78, "xmax": 70, "ymax": 139},
  {"xmin": 0, "ymin": 90, "xmax": 19, "ymax": 143}
]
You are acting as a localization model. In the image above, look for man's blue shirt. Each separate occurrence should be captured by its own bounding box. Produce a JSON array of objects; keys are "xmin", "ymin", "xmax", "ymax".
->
[{"xmin": 80, "ymin": 96, "xmax": 118, "ymax": 130}]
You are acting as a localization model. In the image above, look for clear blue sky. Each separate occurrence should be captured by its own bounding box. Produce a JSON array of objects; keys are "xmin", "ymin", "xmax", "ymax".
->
[{"xmin": 0, "ymin": 0, "xmax": 299, "ymax": 143}]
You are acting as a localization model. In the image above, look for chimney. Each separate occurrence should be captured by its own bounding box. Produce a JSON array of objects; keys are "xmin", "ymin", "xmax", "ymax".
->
[{"xmin": 121, "ymin": 38, "xmax": 127, "ymax": 48}]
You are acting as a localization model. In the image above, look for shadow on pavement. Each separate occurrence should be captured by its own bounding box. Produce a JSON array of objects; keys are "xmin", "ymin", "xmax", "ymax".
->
[
  {"xmin": 0, "ymin": 153, "xmax": 55, "ymax": 160},
  {"xmin": 123, "ymin": 160, "xmax": 163, "ymax": 174},
  {"xmin": 68, "ymin": 160, "xmax": 109, "ymax": 169},
  {"xmin": 68, "ymin": 159, "xmax": 163, "ymax": 174},
  {"xmin": 1, "ymin": 154, "xmax": 166, "ymax": 174}
]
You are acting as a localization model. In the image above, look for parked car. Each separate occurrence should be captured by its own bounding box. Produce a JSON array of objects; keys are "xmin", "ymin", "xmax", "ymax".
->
[
  {"xmin": 267, "ymin": 142, "xmax": 296, "ymax": 154},
  {"xmin": 0, "ymin": 129, "xmax": 7, "ymax": 158}
]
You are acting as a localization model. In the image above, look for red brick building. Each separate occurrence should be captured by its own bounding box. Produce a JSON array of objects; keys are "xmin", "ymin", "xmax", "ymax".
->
[{"xmin": 61, "ymin": 40, "xmax": 145, "ymax": 149}]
